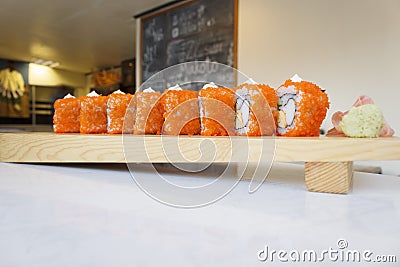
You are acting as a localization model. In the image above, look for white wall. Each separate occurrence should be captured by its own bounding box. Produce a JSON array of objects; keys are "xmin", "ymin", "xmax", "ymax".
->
[
  {"xmin": 29, "ymin": 63, "xmax": 86, "ymax": 94},
  {"xmin": 238, "ymin": 0, "xmax": 400, "ymax": 134}
]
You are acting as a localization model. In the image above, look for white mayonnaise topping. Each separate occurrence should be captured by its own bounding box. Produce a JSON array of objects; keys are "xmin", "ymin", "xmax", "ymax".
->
[
  {"xmin": 290, "ymin": 74, "xmax": 303, "ymax": 83},
  {"xmin": 112, "ymin": 89, "xmax": 125, "ymax": 94},
  {"xmin": 63, "ymin": 93, "xmax": 75, "ymax": 99},
  {"xmin": 243, "ymin": 78, "xmax": 257, "ymax": 84},
  {"xmin": 87, "ymin": 91, "xmax": 99, "ymax": 97},
  {"xmin": 202, "ymin": 82, "xmax": 218, "ymax": 89},
  {"xmin": 167, "ymin": 84, "xmax": 182, "ymax": 90},
  {"xmin": 143, "ymin": 87, "xmax": 155, "ymax": 93}
]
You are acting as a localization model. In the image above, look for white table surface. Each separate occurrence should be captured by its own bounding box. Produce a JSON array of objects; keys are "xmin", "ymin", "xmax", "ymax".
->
[{"xmin": 0, "ymin": 162, "xmax": 399, "ymax": 266}]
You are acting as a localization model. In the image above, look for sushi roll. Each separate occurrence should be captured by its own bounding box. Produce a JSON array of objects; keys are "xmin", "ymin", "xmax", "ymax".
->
[
  {"xmin": 199, "ymin": 83, "xmax": 236, "ymax": 136},
  {"xmin": 106, "ymin": 90, "xmax": 133, "ymax": 134},
  {"xmin": 80, "ymin": 91, "xmax": 108, "ymax": 134},
  {"xmin": 235, "ymin": 80, "xmax": 277, "ymax": 136},
  {"xmin": 277, "ymin": 74, "xmax": 329, "ymax": 136},
  {"xmin": 160, "ymin": 84, "xmax": 201, "ymax": 135},
  {"xmin": 53, "ymin": 93, "xmax": 80, "ymax": 133},
  {"xmin": 133, "ymin": 87, "xmax": 163, "ymax": 135}
]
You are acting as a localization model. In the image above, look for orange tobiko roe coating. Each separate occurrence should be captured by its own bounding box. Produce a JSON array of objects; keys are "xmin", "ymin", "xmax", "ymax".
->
[
  {"xmin": 106, "ymin": 93, "xmax": 133, "ymax": 134},
  {"xmin": 133, "ymin": 92, "xmax": 164, "ymax": 134},
  {"xmin": 235, "ymin": 84, "xmax": 277, "ymax": 136},
  {"xmin": 199, "ymin": 87, "xmax": 235, "ymax": 136},
  {"xmin": 53, "ymin": 98, "xmax": 80, "ymax": 133},
  {"xmin": 80, "ymin": 95, "xmax": 108, "ymax": 134},
  {"xmin": 160, "ymin": 89, "xmax": 200, "ymax": 135},
  {"xmin": 258, "ymin": 84, "xmax": 279, "ymax": 124},
  {"xmin": 279, "ymin": 80, "xmax": 329, "ymax": 137}
]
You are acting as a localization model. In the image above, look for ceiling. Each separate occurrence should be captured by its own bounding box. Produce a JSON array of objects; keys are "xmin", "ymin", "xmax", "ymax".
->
[{"xmin": 0, "ymin": 0, "xmax": 171, "ymax": 73}]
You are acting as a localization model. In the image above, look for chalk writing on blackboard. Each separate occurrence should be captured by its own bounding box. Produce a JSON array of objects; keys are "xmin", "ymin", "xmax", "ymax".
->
[
  {"xmin": 142, "ymin": 15, "xmax": 167, "ymax": 81},
  {"xmin": 140, "ymin": 0, "xmax": 237, "ymax": 87}
]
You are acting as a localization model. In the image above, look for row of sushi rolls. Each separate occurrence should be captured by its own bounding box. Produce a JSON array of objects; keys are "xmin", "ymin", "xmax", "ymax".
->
[{"xmin": 53, "ymin": 74, "xmax": 394, "ymax": 138}]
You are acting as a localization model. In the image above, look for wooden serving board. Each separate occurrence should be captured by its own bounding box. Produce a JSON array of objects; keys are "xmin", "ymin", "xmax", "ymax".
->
[{"xmin": 1, "ymin": 132, "xmax": 400, "ymax": 194}]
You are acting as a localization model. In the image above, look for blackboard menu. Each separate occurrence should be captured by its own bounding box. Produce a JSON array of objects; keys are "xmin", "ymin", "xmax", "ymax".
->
[{"xmin": 140, "ymin": 0, "xmax": 237, "ymax": 89}]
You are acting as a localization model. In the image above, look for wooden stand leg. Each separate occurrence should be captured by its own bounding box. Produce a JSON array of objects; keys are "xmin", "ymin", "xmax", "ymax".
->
[{"xmin": 305, "ymin": 162, "xmax": 353, "ymax": 194}]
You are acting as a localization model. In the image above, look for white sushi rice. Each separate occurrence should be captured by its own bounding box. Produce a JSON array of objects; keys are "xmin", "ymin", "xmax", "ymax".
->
[
  {"xmin": 198, "ymin": 96, "xmax": 204, "ymax": 132},
  {"xmin": 277, "ymin": 86, "xmax": 302, "ymax": 135},
  {"xmin": 235, "ymin": 86, "xmax": 251, "ymax": 134}
]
